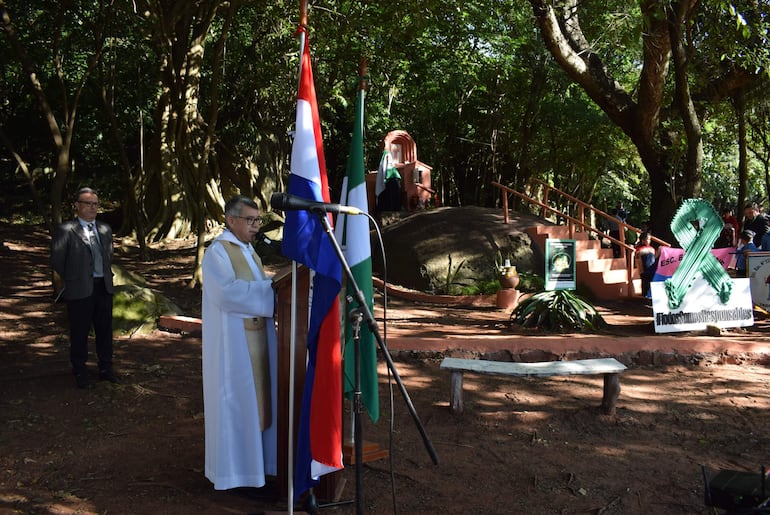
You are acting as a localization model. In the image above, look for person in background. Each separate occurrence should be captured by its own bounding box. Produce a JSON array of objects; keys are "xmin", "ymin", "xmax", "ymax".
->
[
  {"xmin": 762, "ymin": 230, "xmax": 770, "ymax": 252},
  {"xmin": 741, "ymin": 203, "xmax": 768, "ymax": 247},
  {"xmin": 635, "ymin": 231, "xmax": 657, "ymax": 297},
  {"xmin": 715, "ymin": 208, "xmax": 738, "ymax": 248},
  {"xmin": 616, "ymin": 202, "xmax": 628, "ymax": 224},
  {"xmin": 607, "ymin": 206, "xmax": 628, "ymax": 259},
  {"xmin": 734, "ymin": 230, "xmax": 758, "ymax": 277},
  {"xmin": 51, "ymin": 187, "xmax": 119, "ymax": 389},
  {"xmin": 201, "ymin": 195, "xmax": 278, "ymax": 493}
]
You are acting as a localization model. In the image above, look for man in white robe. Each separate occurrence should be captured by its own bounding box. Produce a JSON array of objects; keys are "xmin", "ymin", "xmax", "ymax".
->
[{"xmin": 201, "ymin": 195, "xmax": 278, "ymax": 490}]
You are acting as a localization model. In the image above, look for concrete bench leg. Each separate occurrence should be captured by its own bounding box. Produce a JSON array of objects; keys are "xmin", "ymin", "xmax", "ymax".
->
[
  {"xmin": 449, "ymin": 371, "xmax": 464, "ymax": 414},
  {"xmin": 601, "ymin": 373, "xmax": 621, "ymax": 415}
]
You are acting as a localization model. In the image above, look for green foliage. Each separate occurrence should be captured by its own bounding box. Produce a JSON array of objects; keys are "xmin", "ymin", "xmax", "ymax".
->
[
  {"xmin": 475, "ymin": 279, "xmax": 501, "ymax": 295},
  {"xmin": 515, "ymin": 271, "xmax": 544, "ymax": 293},
  {"xmin": 427, "ymin": 253, "xmax": 471, "ymax": 295},
  {"xmin": 0, "ymin": 0, "xmax": 768, "ymax": 240},
  {"xmin": 510, "ymin": 289, "xmax": 606, "ymax": 333}
]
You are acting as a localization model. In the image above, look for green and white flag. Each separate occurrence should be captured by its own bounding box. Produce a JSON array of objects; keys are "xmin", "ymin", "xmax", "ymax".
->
[{"xmin": 334, "ymin": 77, "xmax": 379, "ymax": 422}]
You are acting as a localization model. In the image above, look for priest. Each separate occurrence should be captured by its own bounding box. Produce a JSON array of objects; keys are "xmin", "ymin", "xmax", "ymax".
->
[{"xmin": 201, "ymin": 195, "xmax": 278, "ymax": 491}]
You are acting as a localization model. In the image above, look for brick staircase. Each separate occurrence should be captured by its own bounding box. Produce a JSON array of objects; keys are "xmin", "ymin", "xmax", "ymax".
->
[{"xmin": 525, "ymin": 224, "xmax": 643, "ymax": 300}]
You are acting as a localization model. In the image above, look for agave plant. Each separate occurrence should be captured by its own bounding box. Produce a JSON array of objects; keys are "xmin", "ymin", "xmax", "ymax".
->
[{"xmin": 510, "ymin": 289, "xmax": 606, "ymax": 332}]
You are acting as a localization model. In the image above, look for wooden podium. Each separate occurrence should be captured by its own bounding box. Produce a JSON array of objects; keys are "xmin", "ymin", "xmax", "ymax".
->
[
  {"xmin": 273, "ymin": 265, "xmax": 340, "ymax": 502},
  {"xmin": 273, "ymin": 265, "xmax": 389, "ymax": 504}
]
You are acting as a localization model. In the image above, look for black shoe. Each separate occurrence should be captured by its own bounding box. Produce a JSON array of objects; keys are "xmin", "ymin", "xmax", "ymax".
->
[
  {"xmin": 75, "ymin": 372, "xmax": 91, "ymax": 389},
  {"xmin": 98, "ymin": 369, "xmax": 121, "ymax": 384}
]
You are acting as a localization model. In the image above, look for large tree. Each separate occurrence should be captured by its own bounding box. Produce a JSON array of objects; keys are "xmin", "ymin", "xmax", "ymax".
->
[
  {"xmin": 528, "ymin": 0, "xmax": 766, "ymax": 241},
  {"xmin": 0, "ymin": 0, "xmax": 110, "ymax": 226}
]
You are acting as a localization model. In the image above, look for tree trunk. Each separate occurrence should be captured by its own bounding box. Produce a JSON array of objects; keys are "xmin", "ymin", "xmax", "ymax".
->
[
  {"xmin": 0, "ymin": 127, "xmax": 49, "ymax": 227},
  {"xmin": 527, "ymin": 0, "xmax": 701, "ymax": 244},
  {"xmin": 747, "ymin": 102, "xmax": 770, "ymax": 206},
  {"xmin": 668, "ymin": 1, "xmax": 703, "ymax": 200},
  {"xmin": 143, "ymin": 1, "xmax": 223, "ymax": 241},
  {"xmin": 514, "ymin": 55, "xmax": 547, "ymax": 201},
  {"xmin": 98, "ymin": 77, "xmax": 149, "ymax": 258},
  {"xmin": 734, "ymin": 91, "xmax": 749, "ymax": 209},
  {"xmin": 190, "ymin": 3, "xmax": 236, "ymax": 288},
  {"xmin": 1, "ymin": 3, "xmax": 104, "ymax": 228}
]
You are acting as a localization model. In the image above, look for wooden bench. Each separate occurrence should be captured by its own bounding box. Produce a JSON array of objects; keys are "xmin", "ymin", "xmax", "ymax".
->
[{"xmin": 440, "ymin": 357, "xmax": 627, "ymax": 416}]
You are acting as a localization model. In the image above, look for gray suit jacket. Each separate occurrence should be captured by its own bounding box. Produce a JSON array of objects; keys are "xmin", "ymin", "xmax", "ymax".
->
[{"xmin": 52, "ymin": 219, "xmax": 115, "ymax": 301}]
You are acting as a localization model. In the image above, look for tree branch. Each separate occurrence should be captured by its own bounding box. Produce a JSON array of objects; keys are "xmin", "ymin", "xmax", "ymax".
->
[{"xmin": 528, "ymin": 0, "xmax": 636, "ymax": 134}]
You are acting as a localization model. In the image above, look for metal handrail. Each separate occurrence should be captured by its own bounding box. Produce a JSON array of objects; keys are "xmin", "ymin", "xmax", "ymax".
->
[
  {"xmin": 491, "ymin": 180, "xmax": 671, "ymax": 297},
  {"xmin": 528, "ymin": 178, "xmax": 670, "ymax": 249}
]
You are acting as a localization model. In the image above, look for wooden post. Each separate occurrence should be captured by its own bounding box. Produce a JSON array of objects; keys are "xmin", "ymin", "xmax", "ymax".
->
[
  {"xmin": 449, "ymin": 371, "xmax": 464, "ymax": 414},
  {"xmin": 578, "ymin": 204, "xmax": 585, "ymax": 230},
  {"xmin": 274, "ymin": 266, "xmax": 339, "ymax": 501},
  {"xmin": 359, "ymin": 58, "xmax": 367, "ymax": 88},
  {"xmin": 601, "ymin": 373, "xmax": 621, "ymax": 415},
  {"xmin": 299, "ymin": 0, "xmax": 307, "ymax": 26},
  {"xmin": 502, "ymin": 191, "xmax": 509, "ymax": 224},
  {"xmin": 542, "ymin": 185, "xmax": 551, "ymax": 219}
]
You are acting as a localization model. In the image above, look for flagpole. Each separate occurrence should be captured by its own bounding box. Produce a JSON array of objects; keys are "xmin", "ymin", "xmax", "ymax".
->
[
  {"xmin": 287, "ymin": 4, "xmax": 308, "ymax": 514},
  {"xmin": 346, "ymin": 55, "xmax": 368, "ymax": 460},
  {"xmin": 288, "ymin": 261, "xmax": 297, "ymax": 515},
  {"xmin": 353, "ymin": 58, "xmax": 368, "ymax": 515}
]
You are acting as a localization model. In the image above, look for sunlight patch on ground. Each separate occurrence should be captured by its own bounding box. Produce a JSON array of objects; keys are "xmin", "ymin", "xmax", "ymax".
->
[
  {"xmin": 0, "ymin": 331, "xmax": 25, "ymax": 339},
  {"xmin": 591, "ymin": 445, "xmax": 629, "ymax": 458},
  {"xmin": 44, "ymin": 501, "xmax": 98, "ymax": 515},
  {"xmin": 0, "ymin": 493, "xmax": 27, "ymax": 503},
  {"xmin": 27, "ymin": 341, "xmax": 55, "ymax": 349},
  {"xmin": 0, "ymin": 310, "xmax": 22, "ymax": 321}
]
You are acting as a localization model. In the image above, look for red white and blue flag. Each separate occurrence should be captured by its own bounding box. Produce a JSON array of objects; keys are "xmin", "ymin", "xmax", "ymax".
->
[{"xmin": 282, "ymin": 26, "xmax": 343, "ymax": 500}]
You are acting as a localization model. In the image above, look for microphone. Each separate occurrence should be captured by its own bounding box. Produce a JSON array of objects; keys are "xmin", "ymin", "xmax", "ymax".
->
[
  {"xmin": 254, "ymin": 231, "xmax": 273, "ymax": 245},
  {"xmin": 270, "ymin": 192, "xmax": 364, "ymax": 216}
]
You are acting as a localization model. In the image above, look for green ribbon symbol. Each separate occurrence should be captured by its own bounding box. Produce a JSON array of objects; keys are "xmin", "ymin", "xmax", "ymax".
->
[{"xmin": 664, "ymin": 199, "xmax": 733, "ymax": 309}]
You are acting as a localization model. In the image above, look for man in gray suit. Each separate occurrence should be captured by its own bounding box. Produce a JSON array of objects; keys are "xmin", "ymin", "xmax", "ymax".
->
[{"xmin": 52, "ymin": 187, "xmax": 119, "ymax": 389}]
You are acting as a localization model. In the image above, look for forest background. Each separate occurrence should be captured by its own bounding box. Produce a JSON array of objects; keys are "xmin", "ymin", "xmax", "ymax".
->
[{"xmin": 1, "ymin": 0, "xmax": 769, "ymax": 284}]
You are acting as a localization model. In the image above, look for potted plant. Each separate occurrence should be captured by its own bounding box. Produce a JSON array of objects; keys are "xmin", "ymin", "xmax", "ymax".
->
[{"xmin": 494, "ymin": 250, "xmax": 519, "ymax": 290}]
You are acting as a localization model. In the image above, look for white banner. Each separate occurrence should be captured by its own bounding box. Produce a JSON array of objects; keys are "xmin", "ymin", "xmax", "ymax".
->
[
  {"xmin": 747, "ymin": 252, "xmax": 770, "ymax": 312},
  {"xmin": 651, "ymin": 275, "xmax": 754, "ymax": 333}
]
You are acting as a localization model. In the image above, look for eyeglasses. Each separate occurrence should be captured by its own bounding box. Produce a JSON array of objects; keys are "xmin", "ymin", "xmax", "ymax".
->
[
  {"xmin": 234, "ymin": 215, "xmax": 260, "ymax": 226},
  {"xmin": 77, "ymin": 201, "xmax": 99, "ymax": 207}
]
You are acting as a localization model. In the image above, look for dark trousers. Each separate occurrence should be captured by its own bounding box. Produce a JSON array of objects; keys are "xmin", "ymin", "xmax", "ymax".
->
[
  {"xmin": 66, "ymin": 278, "xmax": 113, "ymax": 374},
  {"xmin": 609, "ymin": 230, "xmax": 621, "ymax": 258},
  {"xmin": 641, "ymin": 271, "xmax": 654, "ymax": 297}
]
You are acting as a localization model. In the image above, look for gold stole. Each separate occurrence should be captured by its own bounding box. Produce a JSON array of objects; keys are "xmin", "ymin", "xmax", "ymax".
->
[{"xmin": 220, "ymin": 241, "xmax": 272, "ymax": 431}]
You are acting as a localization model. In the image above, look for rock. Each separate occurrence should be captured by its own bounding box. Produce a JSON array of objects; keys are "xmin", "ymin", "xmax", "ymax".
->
[
  {"xmin": 112, "ymin": 264, "xmax": 183, "ymax": 335},
  {"xmin": 370, "ymin": 206, "xmax": 542, "ymax": 292}
]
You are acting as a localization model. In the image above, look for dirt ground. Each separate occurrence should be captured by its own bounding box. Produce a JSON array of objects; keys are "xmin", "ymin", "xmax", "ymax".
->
[{"xmin": 2, "ymin": 221, "xmax": 770, "ymax": 515}]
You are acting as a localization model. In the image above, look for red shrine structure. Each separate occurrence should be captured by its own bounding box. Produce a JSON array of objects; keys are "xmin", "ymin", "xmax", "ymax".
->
[{"xmin": 365, "ymin": 130, "xmax": 435, "ymax": 213}]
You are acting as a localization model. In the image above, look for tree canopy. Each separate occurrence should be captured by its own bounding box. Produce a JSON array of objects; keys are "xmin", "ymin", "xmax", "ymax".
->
[{"xmin": 1, "ymin": 0, "xmax": 768, "ymax": 253}]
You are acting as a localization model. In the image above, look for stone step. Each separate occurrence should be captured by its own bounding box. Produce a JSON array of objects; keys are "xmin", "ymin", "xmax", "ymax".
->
[{"xmin": 527, "ymin": 224, "xmax": 642, "ymax": 300}]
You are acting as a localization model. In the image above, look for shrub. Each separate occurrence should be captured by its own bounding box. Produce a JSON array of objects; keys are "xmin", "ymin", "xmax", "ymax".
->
[
  {"xmin": 515, "ymin": 271, "xmax": 544, "ymax": 293},
  {"xmin": 510, "ymin": 289, "xmax": 606, "ymax": 332}
]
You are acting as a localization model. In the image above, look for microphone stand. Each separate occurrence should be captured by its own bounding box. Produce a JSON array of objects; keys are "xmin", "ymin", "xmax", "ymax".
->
[
  {"xmin": 350, "ymin": 307, "xmax": 365, "ymax": 513},
  {"xmin": 311, "ymin": 208, "xmax": 440, "ymax": 514}
]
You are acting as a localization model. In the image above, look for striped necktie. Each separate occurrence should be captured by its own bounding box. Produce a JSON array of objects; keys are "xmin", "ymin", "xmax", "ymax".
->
[{"xmin": 87, "ymin": 223, "xmax": 104, "ymax": 277}]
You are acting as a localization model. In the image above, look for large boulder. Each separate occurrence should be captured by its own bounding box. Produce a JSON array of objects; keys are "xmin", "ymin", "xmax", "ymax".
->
[
  {"xmin": 371, "ymin": 206, "xmax": 545, "ymax": 292},
  {"xmin": 112, "ymin": 264, "xmax": 183, "ymax": 335}
]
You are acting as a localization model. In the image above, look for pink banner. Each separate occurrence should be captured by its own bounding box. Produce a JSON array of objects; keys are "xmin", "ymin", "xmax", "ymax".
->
[{"xmin": 655, "ymin": 246, "xmax": 734, "ymax": 277}]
